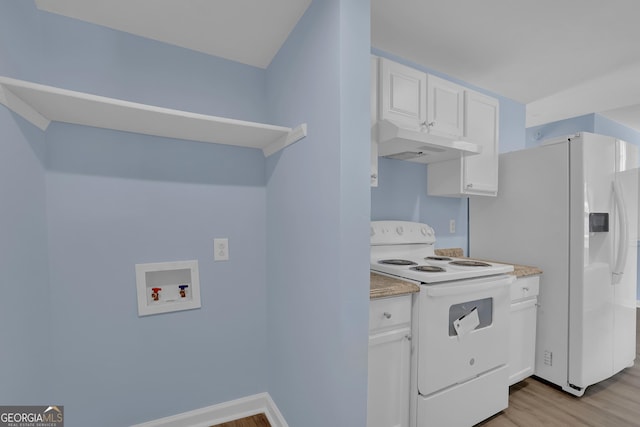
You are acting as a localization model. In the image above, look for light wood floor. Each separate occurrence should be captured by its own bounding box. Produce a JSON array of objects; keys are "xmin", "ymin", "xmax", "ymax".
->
[
  {"xmin": 478, "ymin": 308, "xmax": 640, "ymax": 427},
  {"xmin": 210, "ymin": 310, "xmax": 639, "ymax": 427},
  {"xmin": 210, "ymin": 413, "xmax": 270, "ymax": 427}
]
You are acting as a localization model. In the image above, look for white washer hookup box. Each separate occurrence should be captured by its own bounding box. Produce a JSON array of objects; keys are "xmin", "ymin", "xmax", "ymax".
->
[{"xmin": 135, "ymin": 260, "xmax": 201, "ymax": 316}]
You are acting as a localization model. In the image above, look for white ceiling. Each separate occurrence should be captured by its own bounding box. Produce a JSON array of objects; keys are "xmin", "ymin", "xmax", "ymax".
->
[
  {"xmin": 35, "ymin": 0, "xmax": 312, "ymax": 69},
  {"xmin": 35, "ymin": 0, "xmax": 640, "ymax": 132},
  {"xmin": 372, "ymin": 0, "xmax": 640, "ymax": 131}
]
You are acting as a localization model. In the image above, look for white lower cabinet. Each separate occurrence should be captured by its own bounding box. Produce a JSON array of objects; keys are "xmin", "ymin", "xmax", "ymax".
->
[
  {"xmin": 368, "ymin": 294, "xmax": 412, "ymax": 427},
  {"xmin": 509, "ymin": 275, "xmax": 540, "ymax": 385}
]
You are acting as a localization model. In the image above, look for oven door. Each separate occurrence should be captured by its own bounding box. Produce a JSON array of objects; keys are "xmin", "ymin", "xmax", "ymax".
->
[{"xmin": 417, "ymin": 274, "xmax": 513, "ymax": 396}]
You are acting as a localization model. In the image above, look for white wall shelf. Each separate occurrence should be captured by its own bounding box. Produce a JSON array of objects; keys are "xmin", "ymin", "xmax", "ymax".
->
[{"xmin": 0, "ymin": 76, "xmax": 306, "ymax": 157}]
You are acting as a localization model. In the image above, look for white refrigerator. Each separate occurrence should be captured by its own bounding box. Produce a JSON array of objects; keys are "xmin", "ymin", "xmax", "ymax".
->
[{"xmin": 469, "ymin": 132, "xmax": 638, "ymax": 396}]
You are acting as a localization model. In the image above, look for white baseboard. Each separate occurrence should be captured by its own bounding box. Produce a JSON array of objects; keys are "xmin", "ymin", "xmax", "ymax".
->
[{"xmin": 131, "ymin": 392, "xmax": 288, "ymax": 427}]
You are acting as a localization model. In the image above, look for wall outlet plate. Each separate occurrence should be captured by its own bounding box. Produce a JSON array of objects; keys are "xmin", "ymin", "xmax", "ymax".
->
[
  {"xmin": 214, "ymin": 238, "xmax": 229, "ymax": 261},
  {"xmin": 135, "ymin": 260, "xmax": 201, "ymax": 316}
]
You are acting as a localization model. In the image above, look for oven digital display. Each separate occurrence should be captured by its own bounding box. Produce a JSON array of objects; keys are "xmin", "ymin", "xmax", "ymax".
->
[{"xmin": 448, "ymin": 298, "xmax": 493, "ymax": 336}]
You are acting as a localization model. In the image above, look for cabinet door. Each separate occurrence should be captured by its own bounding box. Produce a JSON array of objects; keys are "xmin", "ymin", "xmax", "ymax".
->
[
  {"xmin": 462, "ymin": 90, "xmax": 499, "ymax": 196},
  {"xmin": 426, "ymin": 74, "xmax": 464, "ymax": 137},
  {"xmin": 371, "ymin": 56, "xmax": 379, "ymax": 187},
  {"xmin": 509, "ymin": 298, "xmax": 537, "ymax": 385},
  {"xmin": 379, "ymin": 58, "xmax": 426, "ymax": 128},
  {"xmin": 368, "ymin": 327, "xmax": 411, "ymax": 427}
]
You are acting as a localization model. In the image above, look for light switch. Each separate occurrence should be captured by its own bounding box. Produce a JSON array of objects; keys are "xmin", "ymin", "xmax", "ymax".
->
[{"xmin": 214, "ymin": 238, "xmax": 229, "ymax": 261}]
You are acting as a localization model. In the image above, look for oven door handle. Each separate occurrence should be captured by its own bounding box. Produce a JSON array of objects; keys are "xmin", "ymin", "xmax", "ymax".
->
[{"xmin": 424, "ymin": 275, "xmax": 514, "ymax": 297}]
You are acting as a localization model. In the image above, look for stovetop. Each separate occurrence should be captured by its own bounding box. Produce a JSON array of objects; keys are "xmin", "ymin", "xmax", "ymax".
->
[
  {"xmin": 370, "ymin": 220, "xmax": 513, "ymax": 284},
  {"xmin": 371, "ymin": 254, "xmax": 513, "ymax": 284}
]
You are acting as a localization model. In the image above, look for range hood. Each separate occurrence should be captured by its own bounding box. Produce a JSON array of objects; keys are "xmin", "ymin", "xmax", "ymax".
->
[{"xmin": 375, "ymin": 119, "xmax": 481, "ymax": 164}]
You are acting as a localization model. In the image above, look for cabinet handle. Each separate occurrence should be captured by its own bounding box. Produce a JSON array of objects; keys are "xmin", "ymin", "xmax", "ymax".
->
[
  {"xmin": 420, "ymin": 121, "xmax": 435, "ymax": 128},
  {"xmin": 464, "ymin": 183, "xmax": 497, "ymax": 194},
  {"xmin": 522, "ymin": 287, "xmax": 529, "ymax": 292},
  {"xmin": 404, "ymin": 334, "xmax": 412, "ymax": 341},
  {"xmin": 371, "ymin": 173, "xmax": 377, "ymax": 179},
  {"xmin": 383, "ymin": 312, "xmax": 392, "ymax": 319}
]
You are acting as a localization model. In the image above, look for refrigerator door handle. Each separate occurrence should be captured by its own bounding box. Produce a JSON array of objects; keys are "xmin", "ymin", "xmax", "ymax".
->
[{"xmin": 612, "ymin": 179, "xmax": 628, "ymax": 284}]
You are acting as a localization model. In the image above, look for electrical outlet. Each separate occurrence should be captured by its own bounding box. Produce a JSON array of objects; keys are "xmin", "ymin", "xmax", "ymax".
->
[
  {"xmin": 214, "ymin": 238, "xmax": 229, "ymax": 261},
  {"xmin": 449, "ymin": 219, "xmax": 456, "ymax": 234}
]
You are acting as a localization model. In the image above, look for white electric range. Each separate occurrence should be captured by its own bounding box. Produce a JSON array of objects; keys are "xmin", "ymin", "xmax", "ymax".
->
[{"xmin": 371, "ymin": 221, "xmax": 514, "ymax": 427}]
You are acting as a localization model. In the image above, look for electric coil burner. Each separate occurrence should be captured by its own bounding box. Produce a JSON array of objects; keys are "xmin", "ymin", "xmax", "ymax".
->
[
  {"xmin": 449, "ymin": 260, "xmax": 492, "ymax": 267},
  {"xmin": 411, "ymin": 265, "xmax": 446, "ymax": 273},
  {"xmin": 378, "ymin": 259, "xmax": 418, "ymax": 266},
  {"xmin": 425, "ymin": 256, "xmax": 452, "ymax": 261},
  {"xmin": 370, "ymin": 220, "xmax": 515, "ymax": 427}
]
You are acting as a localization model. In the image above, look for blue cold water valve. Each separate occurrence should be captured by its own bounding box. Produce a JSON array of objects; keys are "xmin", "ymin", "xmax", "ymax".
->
[{"xmin": 179, "ymin": 285, "xmax": 189, "ymax": 298}]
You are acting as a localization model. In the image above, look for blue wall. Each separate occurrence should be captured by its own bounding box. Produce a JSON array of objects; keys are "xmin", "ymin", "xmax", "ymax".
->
[
  {"xmin": 2, "ymin": 2, "xmax": 267, "ymax": 425},
  {"xmin": 594, "ymin": 114, "xmax": 640, "ymax": 146},
  {"xmin": 0, "ymin": 0, "xmax": 52, "ymax": 406},
  {"xmin": 0, "ymin": 0, "xmax": 42, "ymax": 81},
  {"xmin": 370, "ymin": 49, "xmax": 527, "ymax": 253},
  {"xmin": 45, "ymin": 125, "xmax": 267, "ymax": 426},
  {"xmin": 526, "ymin": 113, "xmax": 640, "ymax": 147},
  {"xmin": 37, "ymin": 9, "xmax": 267, "ymax": 122},
  {"xmin": 1, "ymin": 0, "xmax": 372, "ymax": 425},
  {"xmin": 372, "ymin": 158, "xmax": 469, "ymax": 249},
  {"xmin": 525, "ymin": 114, "xmax": 596, "ymax": 146},
  {"xmin": 265, "ymin": 1, "xmax": 370, "ymax": 425},
  {"xmin": 0, "ymin": 108, "xmax": 52, "ymax": 404}
]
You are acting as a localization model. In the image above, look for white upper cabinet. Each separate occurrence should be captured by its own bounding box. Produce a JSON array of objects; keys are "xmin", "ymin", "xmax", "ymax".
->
[
  {"xmin": 379, "ymin": 58, "xmax": 466, "ymax": 139},
  {"xmin": 426, "ymin": 74, "xmax": 464, "ymax": 138},
  {"xmin": 379, "ymin": 58, "xmax": 427, "ymax": 129},
  {"xmin": 427, "ymin": 88, "xmax": 499, "ymax": 197},
  {"xmin": 463, "ymin": 90, "xmax": 499, "ymax": 195},
  {"xmin": 373, "ymin": 57, "xmax": 481, "ymax": 164},
  {"xmin": 371, "ymin": 55, "xmax": 500, "ymax": 193},
  {"xmin": 371, "ymin": 56, "xmax": 379, "ymax": 187},
  {"xmin": 379, "ymin": 58, "xmax": 426, "ymax": 129}
]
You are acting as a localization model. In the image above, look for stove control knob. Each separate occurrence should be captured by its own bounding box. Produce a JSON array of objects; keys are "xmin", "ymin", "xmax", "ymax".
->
[
  {"xmin": 396, "ymin": 226, "xmax": 404, "ymax": 235},
  {"xmin": 422, "ymin": 227, "xmax": 434, "ymax": 237}
]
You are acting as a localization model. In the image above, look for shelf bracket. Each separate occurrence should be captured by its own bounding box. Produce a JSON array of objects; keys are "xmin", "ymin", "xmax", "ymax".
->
[
  {"xmin": 0, "ymin": 84, "xmax": 50, "ymax": 131},
  {"xmin": 263, "ymin": 123, "xmax": 307, "ymax": 157}
]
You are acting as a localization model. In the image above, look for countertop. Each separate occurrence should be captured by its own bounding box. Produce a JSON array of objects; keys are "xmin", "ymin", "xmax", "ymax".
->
[
  {"xmin": 370, "ymin": 272, "xmax": 420, "ymax": 299},
  {"xmin": 370, "ymin": 248, "xmax": 543, "ymax": 299}
]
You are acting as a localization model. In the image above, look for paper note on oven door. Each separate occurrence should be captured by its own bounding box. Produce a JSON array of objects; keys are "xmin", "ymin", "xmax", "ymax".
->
[{"xmin": 453, "ymin": 307, "xmax": 480, "ymax": 338}]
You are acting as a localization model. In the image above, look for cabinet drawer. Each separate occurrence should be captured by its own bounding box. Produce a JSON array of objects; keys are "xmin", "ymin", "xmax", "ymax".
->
[
  {"xmin": 510, "ymin": 275, "xmax": 540, "ymax": 301},
  {"xmin": 369, "ymin": 294, "xmax": 412, "ymax": 332}
]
